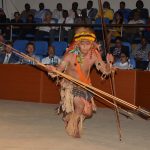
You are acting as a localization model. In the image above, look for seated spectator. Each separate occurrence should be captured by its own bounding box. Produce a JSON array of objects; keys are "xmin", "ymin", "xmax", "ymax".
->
[
  {"xmin": 42, "ymin": 45, "xmax": 60, "ymax": 66},
  {"xmin": 20, "ymin": 42, "xmax": 40, "ymax": 64},
  {"xmin": 22, "ymin": 14, "xmax": 36, "ymax": 38},
  {"xmin": 134, "ymin": 37, "xmax": 150, "ymax": 61},
  {"xmin": 107, "ymin": 11, "xmax": 124, "ymax": 48},
  {"xmin": 20, "ymin": 3, "xmax": 36, "ymax": 21},
  {"xmin": 52, "ymin": 3, "xmax": 63, "ymax": 20},
  {"xmin": 124, "ymin": 11, "xmax": 145, "ymax": 42},
  {"xmin": 57, "ymin": 10, "xmax": 74, "ymax": 42},
  {"xmin": 0, "ymin": 41, "xmax": 18, "ymax": 64},
  {"xmin": 11, "ymin": 12, "xmax": 23, "ymax": 37},
  {"xmin": 0, "ymin": 8, "xmax": 10, "ymax": 40},
  {"xmin": 110, "ymin": 37, "xmax": 129, "ymax": 61},
  {"xmin": 35, "ymin": 12, "xmax": 56, "ymax": 43},
  {"xmin": 113, "ymin": 52, "xmax": 133, "ymax": 69},
  {"xmin": 69, "ymin": 2, "xmax": 81, "ymax": 21},
  {"xmin": 117, "ymin": 1, "xmax": 131, "ymax": 22},
  {"xmin": 0, "ymin": 34, "xmax": 5, "ymax": 54},
  {"xmin": 130, "ymin": 0, "xmax": 149, "ymax": 21},
  {"xmin": 81, "ymin": 0, "xmax": 98, "ymax": 22},
  {"xmin": 96, "ymin": 1, "xmax": 114, "ymax": 21},
  {"xmin": 34, "ymin": 2, "xmax": 51, "ymax": 22}
]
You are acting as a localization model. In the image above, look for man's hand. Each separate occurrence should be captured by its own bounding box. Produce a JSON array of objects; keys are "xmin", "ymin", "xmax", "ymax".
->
[
  {"xmin": 46, "ymin": 65, "xmax": 58, "ymax": 78},
  {"xmin": 106, "ymin": 53, "xmax": 114, "ymax": 64}
]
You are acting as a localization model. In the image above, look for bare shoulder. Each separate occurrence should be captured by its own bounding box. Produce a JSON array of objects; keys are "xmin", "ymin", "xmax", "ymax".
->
[{"xmin": 62, "ymin": 52, "xmax": 75, "ymax": 62}]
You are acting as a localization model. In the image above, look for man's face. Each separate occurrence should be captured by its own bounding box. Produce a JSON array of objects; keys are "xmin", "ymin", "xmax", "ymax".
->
[
  {"xmin": 120, "ymin": 53, "xmax": 128, "ymax": 63},
  {"xmin": 26, "ymin": 44, "xmax": 34, "ymax": 54},
  {"xmin": 87, "ymin": 2, "xmax": 92, "ymax": 10},
  {"xmin": 79, "ymin": 40, "xmax": 92, "ymax": 55},
  {"xmin": 115, "ymin": 40, "xmax": 122, "ymax": 48},
  {"xmin": 120, "ymin": 3, "xmax": 125, "ymax": 9},
  {"xmin": 48, "ymin": 47, "xmax": 55, "ymax": 57},
  {"xmin": 5, "ymin": 44, "xmax": 12, "ymax": 53}
]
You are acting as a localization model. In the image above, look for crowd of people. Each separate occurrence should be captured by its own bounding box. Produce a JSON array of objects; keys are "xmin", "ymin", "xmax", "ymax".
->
[{"xmin": 0, "ymin": 0, "xmax": 150, "ymax": 70}]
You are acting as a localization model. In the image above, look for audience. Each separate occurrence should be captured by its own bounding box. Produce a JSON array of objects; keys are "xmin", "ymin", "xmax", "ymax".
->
[
  {"xmin": 69, "ymin": 2, "xmax": 81, "ymax": 21},
  {"xmin": 81, "ymin": 0, "xmax": 98, "ymax": 22},
  {"xmin": 113, "ymin": 52, "xmax": 133, "ymax": 69},
  {"xmin": 0, "ymin": 41, "xmax": 18, "ymax": 64},
  {"xmin": 0, "ymin": 34, "xmax": 5, "ymax": 54},
  {"xmin": 52, "ymin": 3, "xmax": 63, "ymax": 20},
  {"xmin": 134, "ymin": 37, "xmax": 150, "ymax": 61},
  {"xmin": 97, "ymin": 1, "xmax": 114, "ymax": 21},
  {"xmin": 117, "ymin": 1, "xmax": 131, "ymax": 22},
  {"xmin": 20, "ymin": 3, "xmax": 36, "ymax": 21},
  {"xmin": 20, "ymin": 42, "xmax": 40, "ymax": 64},
  {"xmin": 42, "ymin": 45, "xmax": 60, "ymax": 66},
  {"xmin": 110, "ymin": 37, "xmax": 129, "ymax": 61},
  {"xmin": 34, "ymin": 2, "xmax": 51, "ymax": 22}
]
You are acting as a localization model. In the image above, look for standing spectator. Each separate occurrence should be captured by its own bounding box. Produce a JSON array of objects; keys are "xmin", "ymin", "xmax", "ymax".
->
[
  {"xmin": 0, "ymin": 41, "xmax": 18, "ymax": 64},
  {"xmin": 134, "ymin": 37, "xmax": 150, "ymax": 61},
  {"xmin": 52, "ymin": 3, "xmax": 63, "ymax": 20},
  {"xmin": 96, "ymin": 1, "xmax": 114, "ymax": 21},
  {"xmin": 69, "ymin": 2, "xmax": 81, "ymax": 21},
  {"xmin": 20, "ymin": 3, "xmax": 36, "ymax": 21},
  {"xmin": 117, "ymin": 1, "xmax": 131, "ymax": 22},
  {"xmin": 34, "ymin": 2, "xmax": 51, "ymax": 22},
  {"xmin": 130, "ymin": 0, "xmax": 149, "ymax": 21},
  {"xmin": 113, "ymin": 52, "xmax": 133, "ymax": 69},
  {"xmin": 81, "ymin": 0, "xmax": 98, "ymax": 22},
  {"xmin": 57, "ymin": 10, "xmax": 74, "ymax": 42},
  {"xmin": 42, "ymin": 45, "xmax": 60, "ymax": 66}
]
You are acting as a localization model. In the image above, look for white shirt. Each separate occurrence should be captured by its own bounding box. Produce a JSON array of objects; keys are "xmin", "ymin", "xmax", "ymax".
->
[
  {"xmin": 3, "ymin": 53, "xmax": 11, "ymax": 64},
  {"xmin": 37, "ymin": 20, "xmax": 56, "ymax": 32},
  {"xmin": 113, "ymin": 61, "xmax": 133, "ymax": 70},
  {"xmin": 58, "ymin": 17, "xmax": 74, "ymax": 31},
  {"xmin": 52, "ymin": 9, "xmax": 63, "ymax": 20},
  {"xmin": 68, "ymin": 9, "xmax": 81, "ymax": 19},
  {"xmin": 42, "ymin": 56, "xmax": 60, "ymax": 65}
]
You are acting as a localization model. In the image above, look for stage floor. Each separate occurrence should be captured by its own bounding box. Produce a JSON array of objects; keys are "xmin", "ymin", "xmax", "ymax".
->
[{"xmin": 0, "ymin": 99, "xmax": 149, "ymax": 150}]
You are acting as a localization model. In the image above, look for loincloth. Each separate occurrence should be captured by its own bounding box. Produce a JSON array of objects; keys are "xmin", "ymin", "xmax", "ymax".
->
[{"xmin": 59, "ymin": 79, "xmax": 93, "ymax": 114}]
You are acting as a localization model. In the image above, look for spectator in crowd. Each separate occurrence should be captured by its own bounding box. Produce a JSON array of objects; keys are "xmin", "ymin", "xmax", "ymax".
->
[
  {"xmin": 117, "ymin": 1, "xmax": 131, "ymax": 22},
  {"xmin": 96, "ymin": 1, "xmax": 114, "ymax": 21},
  {"xmin": 0, "ymin": 41, "xmax": 18, "ymax": 64},
  {"xmin": 130, "ymin": 0, "xmax": 149, "ymax": 21},
  {"xmin": 20, "ymin": 42, "xmax": 40, "ymax": 64},
  {"xmin": 74, "ymin": 9, "xmax": 92, "ymax": 24},
  {"xmin": 124, "ymin": 11, "xmax": 145, "ymax": 42},
  {"xmin": 22, "ymin": 14, "xmax": 36, "ymax": 38},
  {"xmin": 11, "ymin": 12, "xmax": 23, "ymax": 38},
  {"xmin": 113, "ymin": 52, "xmax": 133, "ymax": 69},
  {"xmin": 69, "ymin": 2, "xmax": 81, "ymax": 21},
  {"xmin": 57, "ymin": 10, "xmax": 74, "ymax": 42},
  {"xmin": 134, "ymin": 37, "xmax": 150, "ymax": 61},
  {"xmin": 34, "ymin": 2, "xmax": 51, "ymax": 22},
  {"xmin": 20, "ymin": 3, "xmax": 36, "ymax": 21},
  {"xmin": 36, "ymin": 12, "xmax": 56, "ymax": 43},
  {"xmin": 0, "ymin": 34, "xmax": 5, "ymax": 54},
  {"xmin": 52, "ymin": 3, "xmax": 63, "ymax": 20},
  {"xmin": 81, "ymin": 0, "xmax": 98, "ymax": 22},
  {"xmin": 42, "ymin": 45, "xmax": 60, "ymax": 66},
  {"xmin": 0, "ymin": 8, "xmax": 10, "ymax": 40},
  {"xmin": 147, "ymin": 51, "xmax": 150, "ymax": 71},
  {"xmin": 110, "ymin": 37, "xmax": 129, "ymax": 61},
  {"xmin": 107, "ymin": 11, "xmax": 124, "ymax": 48}
]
